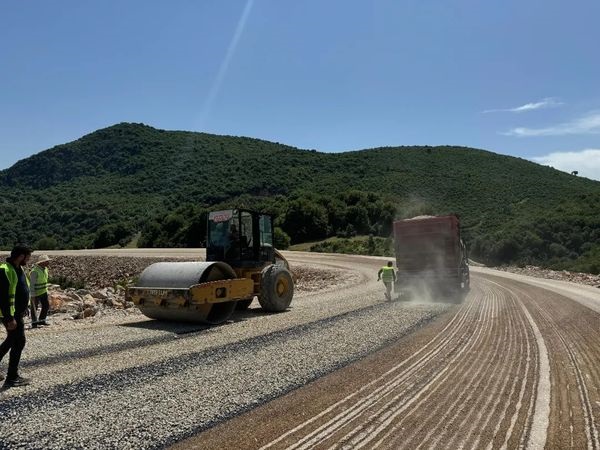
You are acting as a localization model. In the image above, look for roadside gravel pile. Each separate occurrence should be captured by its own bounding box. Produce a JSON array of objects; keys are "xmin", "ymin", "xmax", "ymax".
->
[
  {"xmin": 293, "ymin": 264, "xmax": 355, "ymax": 292},
  {"xmin": 48, "ymin": 256, "xmax": 344, "ymax": 292},
  {"xmin": 40, "ymin": 256, "xmax": 347, "ymax": 324},
  {"xmin": 495, "ymin": 265, "xmax": 600, "ymax": 288},
  {"xmin": 48, "ymin": 255, "xmax": 197, "ymax": 289}
]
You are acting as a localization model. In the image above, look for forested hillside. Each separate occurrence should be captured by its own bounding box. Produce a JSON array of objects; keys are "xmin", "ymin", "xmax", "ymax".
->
[{"xmin": 1, "ymin": 122, "xmax": 598, "ymax": 272}]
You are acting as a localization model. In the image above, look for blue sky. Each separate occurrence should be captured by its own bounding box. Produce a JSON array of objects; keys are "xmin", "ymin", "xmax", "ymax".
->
[{"xmin": 1, "ymin": 0, "xmax": 599, "ymax": 179}]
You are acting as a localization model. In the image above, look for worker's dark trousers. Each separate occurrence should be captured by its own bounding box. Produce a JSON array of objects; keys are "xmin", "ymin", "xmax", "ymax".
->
[
  {"xmin": 0, "ymin": 315, "xmax": 26, "ymax": 380},
  {"xmin": 31, "ymin": 292, "xmax": 49, "ymax": 323}
]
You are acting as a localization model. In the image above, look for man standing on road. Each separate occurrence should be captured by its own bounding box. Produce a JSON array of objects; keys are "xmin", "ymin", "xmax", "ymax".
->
[
  {"xmin": 378, "ymin": 261, "xmax": 397, "ymax": 301},
  {"xmin": 0, "ymin": 245, "xmax": 32, "ymax": 388},
  {"xmin": 30, "ymin": 254, "xmax": 52, "ymax": 328}
]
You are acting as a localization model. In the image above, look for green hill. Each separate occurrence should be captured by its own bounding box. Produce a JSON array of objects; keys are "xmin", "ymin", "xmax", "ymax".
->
[{"xmin": 1, "ymin": 122, "xmax": 599, "ymax": 272}]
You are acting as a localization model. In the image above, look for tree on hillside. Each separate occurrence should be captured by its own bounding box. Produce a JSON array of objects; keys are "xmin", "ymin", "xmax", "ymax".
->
[
  {"xmin": 283, "ymin": 199, "xmax": 328, "ymax": 243},
  {"xmin": 93, "ymin": 222, "xmax": 133, "ymax": 248},
  {"xmin": 274, "ymin": 227, "xmax": 291, "ymax": 249},
  {"xmin": 345, "ymin": 205, "xmax": 370, "ymax": 235}
]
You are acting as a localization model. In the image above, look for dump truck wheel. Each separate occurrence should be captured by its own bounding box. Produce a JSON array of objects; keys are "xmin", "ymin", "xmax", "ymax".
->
[
  {"xmin": 236, "ymin": 299, "xmax": 253, "ymax": 310},
  {"xmin": 259, "ymin": 265, "xmax": 294, "ymax": 312}
]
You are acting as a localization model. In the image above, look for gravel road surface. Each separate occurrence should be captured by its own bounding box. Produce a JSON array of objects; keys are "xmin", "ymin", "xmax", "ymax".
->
[
  {"xmin": 177, "ymin": 265, "xmax": 600, "ymax": 450},
  {"xmin": 0, "ymin": 251, "xmax": 447, "ymax": 449},
  {"xmin": 1, "ymin": 250, "xmax": 599, "ymax": 449}
]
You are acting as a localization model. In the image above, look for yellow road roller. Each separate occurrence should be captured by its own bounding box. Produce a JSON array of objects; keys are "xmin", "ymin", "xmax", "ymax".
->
[{"xmin": 126, "ymin": 209, "xmax": 294, "ymax": 324}]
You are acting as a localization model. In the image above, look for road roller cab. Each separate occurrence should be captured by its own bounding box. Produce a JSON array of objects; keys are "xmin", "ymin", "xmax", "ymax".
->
[
  {"xmin": 206, "ymin": 209, "xmax": 277, "ymax": 268},
  {"xmin": 126, "ymin": 209, "xmax": 294, "ymax": 324}
]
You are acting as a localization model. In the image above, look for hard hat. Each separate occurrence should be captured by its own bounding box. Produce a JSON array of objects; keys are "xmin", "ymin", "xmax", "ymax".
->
[{"xmin": 37, "ymin": 254, "xmax": 52, "ymax": 264}]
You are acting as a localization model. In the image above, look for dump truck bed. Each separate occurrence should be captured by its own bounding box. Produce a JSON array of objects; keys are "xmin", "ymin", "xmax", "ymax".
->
[{"xmin": 393, "ymin": 215, "xmax": 468, "ymax": 290}]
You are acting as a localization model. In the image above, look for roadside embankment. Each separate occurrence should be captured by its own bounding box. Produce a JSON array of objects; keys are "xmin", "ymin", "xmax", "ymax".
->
[
  {"xmin": 493, "ymin": 264, "xmax": 600, "ymax": 288},
  {"xmin": 32, "ymin": 256, "xmax": 352, "ymax": 327}
]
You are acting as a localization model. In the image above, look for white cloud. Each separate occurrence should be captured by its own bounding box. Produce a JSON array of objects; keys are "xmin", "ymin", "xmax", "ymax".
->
[
  {"xmin": 503, "ymin": 111, "xmax": 600, "ymax": 137},
  {"xmin": 532, "ymin": 149, "xmax": 600, "ymax": 181},
  {"xmin": 483, "ymin": 97, "xmax": 563, "ymax": 114}
]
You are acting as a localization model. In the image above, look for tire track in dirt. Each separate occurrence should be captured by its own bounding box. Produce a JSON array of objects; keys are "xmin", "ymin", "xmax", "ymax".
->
[
  {"xmin": 259, "ymin": 277, "xmax": 539, "ymax": 450},
  {"xmin": 444, "ymin": 286, "xmax": 521, "ymax": 450},
  {"xmin": 476, "ymin": 290, "xmax": 530, "ymax": 450},
  {"xmin": 364, "ymin": 280, "xmax": 530, "ymax": 449},
  {"xmin": 396, "ymin": 285, "xmax": 507, "ymax": 449},
  {"xmin": 359, "ymin": 286, "xmax": 499, "ymax": 449},
  {"xmin": 258, "ymin": 286, "xmax": 480, "ymax": 450},
  {"xmin": 470, "ymin": 295, "xmax": 526, "ymax": 448},
  {"xmin": 502, "ymin": 278, "xmax": 600, "ymax": 450},
  {"xmin": 172, "ymin": 267, "xmax": 600, "ymax": 450}
]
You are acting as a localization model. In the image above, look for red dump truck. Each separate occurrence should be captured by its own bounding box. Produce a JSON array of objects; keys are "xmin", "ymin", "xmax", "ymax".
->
[{"xmin": 393, "ymin": 215, "xmax": 470, "ymax": 293}]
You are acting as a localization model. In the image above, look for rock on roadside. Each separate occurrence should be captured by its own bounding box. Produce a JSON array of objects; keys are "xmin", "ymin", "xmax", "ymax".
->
[{"xmin": 38, "ymin": 256, "xmax": 350, "ymax": 324}]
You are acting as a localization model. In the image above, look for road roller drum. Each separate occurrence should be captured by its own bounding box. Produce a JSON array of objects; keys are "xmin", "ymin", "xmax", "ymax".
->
[{"xmin": 127, "ymin": 261, "xmax": 253, "ymax": 324}]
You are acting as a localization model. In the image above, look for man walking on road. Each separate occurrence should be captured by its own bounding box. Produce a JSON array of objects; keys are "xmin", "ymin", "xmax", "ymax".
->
[
  {"xmin": 30, "ymin": 254, "xmax": 52, "ymax": 328},
  {"xmin": 378, "ymin": 261, "xmax": 396, "ymax": 301},
  {"xmin": 0, "ymin": 245, "xmax": 32, "ymax": 388}
]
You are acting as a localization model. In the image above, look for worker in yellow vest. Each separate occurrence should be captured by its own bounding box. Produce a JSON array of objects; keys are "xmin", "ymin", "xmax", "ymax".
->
[
  {"xmin": 377, "ymin": 261, "xmax": 397, "ymax": 301},
  {"xmin": 0, "ymin": 245, "xmax": 33, "ymax": 388},
  {"xmin": 30, "ymin": 254, "xmax": 52, "ymax": 328}
]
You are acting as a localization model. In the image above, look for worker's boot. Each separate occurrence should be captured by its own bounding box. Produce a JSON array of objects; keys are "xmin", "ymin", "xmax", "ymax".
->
[{"xmin": 3, "ymin": 375, "xmax": 31, "ymax": 388}]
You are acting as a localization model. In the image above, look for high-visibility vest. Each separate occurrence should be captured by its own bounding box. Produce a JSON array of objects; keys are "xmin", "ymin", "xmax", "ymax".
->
[
  {"xmin": 0, "ymin": 263, "xmax": 29, "ymax": 318},
  {"xmin": 380, "ymin": 266, "xmax": 395, "ymax": 282},
  {"xmin": 32, "ymin": 265, "xmax": 49, "ymax": 296}
]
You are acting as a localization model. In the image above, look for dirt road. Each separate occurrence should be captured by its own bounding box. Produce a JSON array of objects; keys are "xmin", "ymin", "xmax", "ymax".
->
[
  {"xmin": 1, "ymin": 250, "xmax": 599, "ymax": 449},
  {"xmin": 175, "ymin": 259, "xmax": 600, "ymax": 450}
]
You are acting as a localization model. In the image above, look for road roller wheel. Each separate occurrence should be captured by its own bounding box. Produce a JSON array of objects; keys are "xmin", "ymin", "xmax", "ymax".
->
[
  {"xmin": 259, "ymin": 265, "xmax": 294, "ymax": 312},
  {"xmin": 235, "ymin": 299, "xmax": 253, "ymax": 310}
]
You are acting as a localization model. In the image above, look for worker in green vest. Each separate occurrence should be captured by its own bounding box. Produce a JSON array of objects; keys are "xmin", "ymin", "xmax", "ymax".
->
[
  {"xmin": 377, "ymin": 261, "xmax": 397, "ymax": 301},
  {"xmin": 0, "ymin": 244, "xmax": 32, "ymax": 388},
  {"xmin": 30, "ymin": 254, "xmax": 52, "ymax": 328}
]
